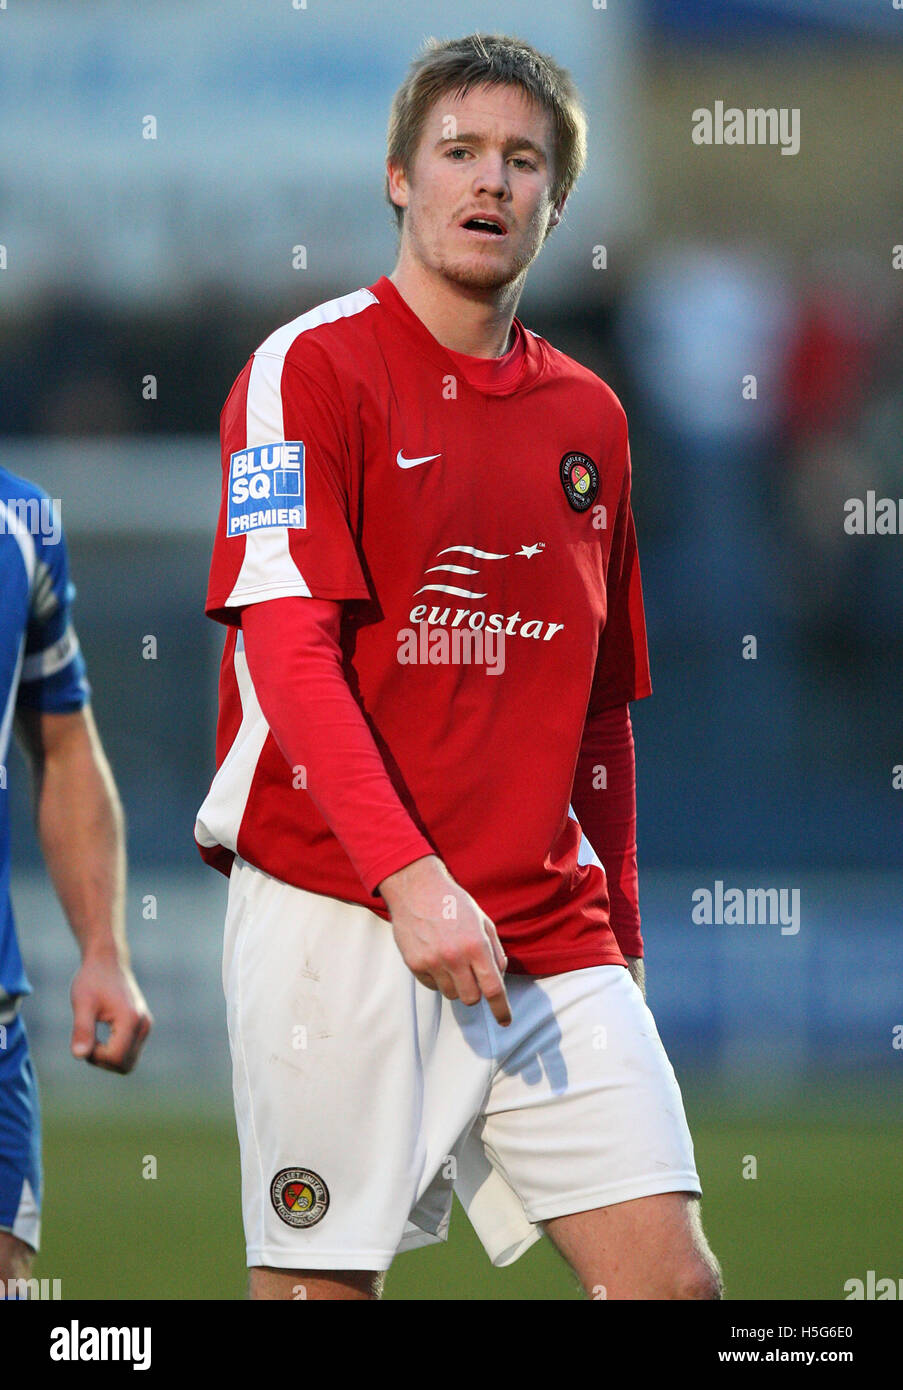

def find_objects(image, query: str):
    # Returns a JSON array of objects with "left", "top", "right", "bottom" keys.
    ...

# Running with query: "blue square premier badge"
[{"left": 226, "top": 442, "right": 306, "bottom": 536}]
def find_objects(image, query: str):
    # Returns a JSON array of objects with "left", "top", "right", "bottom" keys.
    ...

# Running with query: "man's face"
[{"left": 388, "top": 83, "right": 565, "bottom": 294}]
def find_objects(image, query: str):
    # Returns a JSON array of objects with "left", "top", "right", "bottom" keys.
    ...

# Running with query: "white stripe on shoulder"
[
  {"left": 225, "top": 288, "right": 377, "bottom": 611},
  {"left": 255, "top": 285, "right": 378, "bottom": 361}
]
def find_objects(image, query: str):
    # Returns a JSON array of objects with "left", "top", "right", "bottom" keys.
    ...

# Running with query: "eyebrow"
[{"left": 435, "top": 132, "right": 548, "bottom": 162}]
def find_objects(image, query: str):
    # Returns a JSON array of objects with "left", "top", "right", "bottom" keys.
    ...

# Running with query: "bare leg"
[
  {"left": 249, "top": 1266, "right": 384, "bottom": 1301},
  {"left": 0, "top": 1231, "right": 36, "bottom": 1296},
  {"left": 544, "top": 1192, "right": 722, "bottom": 1300}
]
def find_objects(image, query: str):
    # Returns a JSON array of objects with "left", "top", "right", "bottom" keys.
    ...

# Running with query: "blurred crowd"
[{"left": 616, "top": 240, "right": 903, "bottom": 665}]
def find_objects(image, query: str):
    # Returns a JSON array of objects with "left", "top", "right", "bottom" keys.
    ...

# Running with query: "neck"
[{"left": 389, "top": 254, "right": 523, "bottom": 359}]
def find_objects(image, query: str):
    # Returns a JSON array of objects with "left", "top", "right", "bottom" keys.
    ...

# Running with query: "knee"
[{"left": 673, "top": 1253, "right": 723, "bottom": 1301}]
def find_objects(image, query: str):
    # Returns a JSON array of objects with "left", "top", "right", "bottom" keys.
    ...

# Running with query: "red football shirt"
[{"left": 196, "top": 275, "right": 652, "bottom": 974}]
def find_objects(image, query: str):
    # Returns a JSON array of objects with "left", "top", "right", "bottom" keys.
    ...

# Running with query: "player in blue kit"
[{"left": 0, "top": 469, "right": 152, "bottom": 1296}]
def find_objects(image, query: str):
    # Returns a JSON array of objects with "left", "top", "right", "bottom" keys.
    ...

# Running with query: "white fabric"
[
  {"left": 223, "top": 856, "right": 700, "bottom": 1272},
  {"left": 9, "top": 1178, "right": 40, "bottom": 1252},
  {"left": 194, "top": 631, "right": 269, "bottom": 855}
]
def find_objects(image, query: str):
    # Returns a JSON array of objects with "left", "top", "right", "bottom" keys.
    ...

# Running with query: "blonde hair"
[{"left": 385, "top": 32, "right": 587, "bottom": 230}]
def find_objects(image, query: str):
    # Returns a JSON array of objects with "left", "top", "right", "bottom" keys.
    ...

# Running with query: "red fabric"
[
  {"left": 241, "top": 596, "right": 434, "bottom": 896},
  {"left": 196, "top": 274, "right": 652, "bottom": 975},
  {"left": 570, "top": 703, "right": 642, "bottom": 958},
  {"left": 442, "top": 317, "right": 528, "bottom": 393}
]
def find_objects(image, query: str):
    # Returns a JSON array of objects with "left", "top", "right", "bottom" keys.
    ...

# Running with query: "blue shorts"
[{"left": 0, "top": 1010, "right": 42, "bottom": 1251}]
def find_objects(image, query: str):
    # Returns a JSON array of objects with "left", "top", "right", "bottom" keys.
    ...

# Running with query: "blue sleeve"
[{"left": 16, "top": 508, "right": 90, "bottom": 714}]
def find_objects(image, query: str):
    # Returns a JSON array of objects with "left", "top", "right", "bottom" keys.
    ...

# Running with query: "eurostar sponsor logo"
[{"left": 409, "top": 543, "right": 564, "bottom": 642}]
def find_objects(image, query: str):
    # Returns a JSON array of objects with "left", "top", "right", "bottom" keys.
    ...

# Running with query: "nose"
[{"left": 472, "top": 154, "right": 510, "bottom": 200}]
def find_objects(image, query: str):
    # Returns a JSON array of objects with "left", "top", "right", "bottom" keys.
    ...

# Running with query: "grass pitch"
[{"left": 33, "top": 1080, "right": 899, "bottom": 1301}]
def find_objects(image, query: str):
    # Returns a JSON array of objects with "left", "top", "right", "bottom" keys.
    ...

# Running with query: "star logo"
[{"left": 515, "top": 543, "right": 545, "bottom": 559}]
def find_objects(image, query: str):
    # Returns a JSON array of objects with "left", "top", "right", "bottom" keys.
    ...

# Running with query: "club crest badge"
[
  {"left": 560, "top": 451, "right": 599, "bottom": 512},
  {"left": 270, "top": 1168, "right": 330, "bottom": 1228}
]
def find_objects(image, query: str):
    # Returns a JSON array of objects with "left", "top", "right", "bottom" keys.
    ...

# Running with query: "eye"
[
  {"left": 446, "top": 147, "right": 470, "bottom": 160},
  {"left": 510, "top": 156, "right": 537, "bottom": 170}
]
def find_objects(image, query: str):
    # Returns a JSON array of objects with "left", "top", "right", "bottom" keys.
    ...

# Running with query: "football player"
[
  {"left": 197, "top": 32, "right": 721, "bottom": 1301},
  {"left": 0, "top": 470, "right": 152, "bottom": 1296}
]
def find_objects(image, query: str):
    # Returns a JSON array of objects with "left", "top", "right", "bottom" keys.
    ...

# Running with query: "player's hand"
[
  {"left": 379, "top": 856, "right": 511, "bottom": 1026},
  {"left": 70, "top": 955, "right": 153, "bottom": 1073}
]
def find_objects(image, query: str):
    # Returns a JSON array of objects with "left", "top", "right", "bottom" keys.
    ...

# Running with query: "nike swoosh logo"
[{"left": 397, "top": 450, "right": 441, "bottom": 469}]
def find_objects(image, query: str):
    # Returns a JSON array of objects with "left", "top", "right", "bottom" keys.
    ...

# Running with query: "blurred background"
[{"left": 2, "top": 0, "right": 901, "bottom": 1299}]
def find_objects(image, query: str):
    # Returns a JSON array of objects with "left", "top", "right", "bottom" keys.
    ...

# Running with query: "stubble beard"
[
  {"left": 437, "top": 253, "right": 529, "bottom": 293},
  {"left": 407, "top": 208, "right": 542, "bottom": 294}
]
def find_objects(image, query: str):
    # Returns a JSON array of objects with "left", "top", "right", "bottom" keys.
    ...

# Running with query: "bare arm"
[{"left": 14, "top": 704, "right": 152, "bottom": 1072}]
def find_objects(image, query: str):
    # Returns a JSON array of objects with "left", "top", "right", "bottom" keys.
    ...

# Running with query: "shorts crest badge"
[{"left": 270, "top": 1168, "right": 330, "bottom": 1228}]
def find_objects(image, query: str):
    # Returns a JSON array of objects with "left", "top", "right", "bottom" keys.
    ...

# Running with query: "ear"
[
  {"left": 386, "top": 158, "right": 409, "bottom": 212},
  {"left": 548, "top": 191, "right": 568, "bottom": 229}
]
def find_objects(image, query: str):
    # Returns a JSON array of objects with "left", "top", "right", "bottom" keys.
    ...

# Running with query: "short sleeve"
[
  {"left": 17, "top": 513, "right": 90, "bottom": 714},
  {"left": 205, "top": 350, "right": 371, "bottom": 627},
  {"left": 587, "top": 436, "right": 652, "bottom": 715}
]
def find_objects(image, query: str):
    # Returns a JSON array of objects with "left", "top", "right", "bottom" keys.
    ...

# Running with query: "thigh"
[
  {"left": 478, "top": 965, "right": 701, "bottom": 1239},
  {"left": 248, "top": 1267, "right": 383, "bottom": 1301},
  {"left": 544, "top": 1191, "right": 721, "bottom": 1299}
]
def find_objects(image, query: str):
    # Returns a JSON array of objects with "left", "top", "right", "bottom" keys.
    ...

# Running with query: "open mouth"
[{"left": 461, "top": 217, "right": 508, "bottom": 238}]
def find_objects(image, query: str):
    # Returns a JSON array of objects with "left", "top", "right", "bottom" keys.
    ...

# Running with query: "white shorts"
[{"left": 223, "top": 856, "right": 701, "bottom": 1271}]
